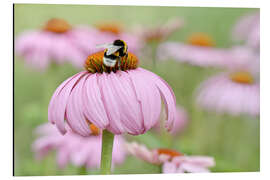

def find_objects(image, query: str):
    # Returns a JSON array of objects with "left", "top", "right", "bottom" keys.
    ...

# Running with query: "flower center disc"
[
  {"left": 157, "top": 148, "right": 183, "bottom": 158},
  {"left": 230, "top": 71, "right": 254, "bottom": 84},
  {"left": 85, "top": 51, "right": 139, "bottom": 73},
  {"left": 44, "top": 18, "right": 72, "bottom": 33},
  {"left": 96, "top": 23, "right": 123, "bottom": 35},
  {"left": 187, "top": 33, "right": 214, "bottom": 47}
]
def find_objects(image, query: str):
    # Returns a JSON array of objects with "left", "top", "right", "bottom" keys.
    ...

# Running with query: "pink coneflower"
[
  {"left": 73, "top": 22, "right": 143, "bottom": 57},
  {"left": 15, "top": 18, "right": 94, "bottom": 70},
  {"left": 32, "top": 123, "right": 126, "bottom": 169},
  {"left": 162, "top": 156, "right": 215, "bottom": 173},
  {"left": 125, "top": 142, "right": 215, "bottom": 173},
  {"left": 196, "top": 71, "right": 259, "bottom": 116},
  {"left": 232, "top": 12, "right": 260, "bottom": 50},
  {"left": 48, "top": 40, "right": 177, "bottom": 174},
  {"left": 48, "top": 50, "right": 176, "bottom": 136},
  {"left": 136, "top": 18, "right": 184, "bottom": 44},
  {"left": 223, "top": 46, "right": 260, "bottom": 74},
  {"left": 157, "top": 36, "right": 259, "bottom": 70},
  {"left": 154, "top": 106, "right": 188, "bottom": 135},
  {"left": 157, "top": 32, "right": 224, "bottom": 67}
]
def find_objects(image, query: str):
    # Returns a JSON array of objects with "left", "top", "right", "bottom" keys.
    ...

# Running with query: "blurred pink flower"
[
  {"left": 32, "top": 123, "right": 126, "bottom": 169},
  {"left": 162, "top": 156, "right": 215, "bottom": 173},
  {"left": 48, "top": 63, "right": 176, "bottom": 136},
  {"left": 15, "top": 19, "right": 143, "bottom": 70},
  {"left": 222, "top": 46, "right": 260, "bottom": 75},
  {"left": 157, "top": 41, "right": 259, "bottom": 72},
  {"left": 157, "top": 41, "right": 223, "bottom": 67},
  {"left": 232, "top": 12, "right": 260, "bottom": 50},
  {"left": 196, "top": 71, "right": 259, "bottom": 116},
  {"left": 154, "top": 106, "right": 188, "bottom": 135},
  {"left": 135, "top": 18, "right": 184, "bottom": 43},
  {"left": 125, "top": 142, "right": 215, "bottom": 173},
  {"left": 15, "top": 18, "right": 91, "bottom": 70}
]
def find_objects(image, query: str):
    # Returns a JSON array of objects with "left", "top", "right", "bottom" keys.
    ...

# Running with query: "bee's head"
[{"left": 113, "top": 39, "right": 128, "bottom": 57}]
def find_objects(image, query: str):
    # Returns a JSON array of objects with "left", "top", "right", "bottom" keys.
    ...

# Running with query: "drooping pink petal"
[
  {"left": 65, "top": 74, "right": 92, "bottom": 136},
  {"left": 173, "top": 156, "right": 216, "bottom": 167},
  {"left": 56, "top": 147, "right": 70, "bottom": 169},
  {"left": 170, "top": 106, "right": 188, "bottom": 135},
  {"left": 71, "top": 141, "right": 96, "bottom": 166},
  {"left": 125, "top": 142, "right": 162, "bottom": 165},
  {"left": 125, "top": 142, "right": 215, "bottom": 173},
  {"left": 32, "top": 136, "right": 61, "bottom": 160},
  {"left": 127, "top": 69, "right": 162, "bottom": 132},
  {"left": 48, "top": 71, "right": 88, "bottom": 134},
  {"left": 139, "top": 68, "right": 176, "bottom": 131},
  {"left": 106, "top": 71, "right": 145, "bottom": 135},
  {"left": 98, "top": 73, "right": 125, "bottom": 134},
  {"left": 48, "top": 72, "right": 83, "bottom": 124},
  {"left": 180, "top": 163, "right": 210, "bottom": 173},
  {"left": 15, "top": 31, "right": 44, "bottom": 55},
  {"left": 112, "top": 135, "right": 127, "bottom": 164},
  {"left": 23, "top": 46, "right": 51, "bottom": 70},
  {"left": 83, "top": 73, "right": 109, "bottom": 129},
  {"left": 162, "top": 162, "right": 178, "bottom": 173},
  {"left": 33, "top": 123, "right": 127, "bottom": 169}
]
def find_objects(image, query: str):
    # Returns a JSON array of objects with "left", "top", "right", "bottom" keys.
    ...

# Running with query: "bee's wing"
[
  {"left": 106, "top": 46, "right": 122, "bottom": 55},
  {"left": 96, "top": 43, "right": 113, "bottom": 49},
  {"left": 96, "top": 43, "right": 122, "bottom": 55}
]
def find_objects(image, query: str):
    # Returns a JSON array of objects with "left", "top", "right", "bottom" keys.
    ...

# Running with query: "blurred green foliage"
[{"left": 14, "top": 4, "right": 259, "bottom": 176}]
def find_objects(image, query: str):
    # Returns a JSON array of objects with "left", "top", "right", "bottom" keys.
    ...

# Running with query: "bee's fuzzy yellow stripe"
[{"left": 85, "top": 51, "right": 139, "bottom": 73}]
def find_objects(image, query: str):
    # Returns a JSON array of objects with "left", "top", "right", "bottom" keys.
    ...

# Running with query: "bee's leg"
[
  {"left": 118, "top": 58, "right": 121, "bottom": 71},
  {"left": 109, "top": 66, "right": 113, "bottom": 73},
  {"left": 112, "top": 66, "right": 116, "bottom": 73}
]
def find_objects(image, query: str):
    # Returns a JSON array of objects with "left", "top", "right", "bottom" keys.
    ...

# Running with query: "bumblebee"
[
  {"left": 100, "top": 39, "right": 128, "bottom": 68},
  {"left": 85, "top": 39, "right": 138, "bottom": 73}
]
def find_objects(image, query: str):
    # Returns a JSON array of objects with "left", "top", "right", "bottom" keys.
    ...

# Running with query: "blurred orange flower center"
[
  {"left": 187, "top": 33, "right": 214, "bottom": 47},
  {"left": 96, "top": 23, "right": 122, "bottom": 35},
  {"left": 157, "top": 148, "right": 183, "bottom": 158},
  {"left": 230, "top": 71, "right": 254, "bottom": 84},
  {"left": 145, "top": 31, "right": 164, "bottom": 43},
  {"left": 89, "top": 123, "right": 100, "bottom": 136},
  {"left": 44, "top": 18, "right": 72, "bottom": 33}
]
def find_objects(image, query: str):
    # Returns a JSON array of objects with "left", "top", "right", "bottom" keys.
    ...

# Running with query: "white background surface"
[{"left": 0, "top": 0, "right": 268, "bottom": 179}]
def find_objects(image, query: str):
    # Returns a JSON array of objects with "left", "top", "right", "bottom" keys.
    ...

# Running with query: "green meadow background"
[{"left": 14, "top": 4, "right": 259, "bottom": 176}]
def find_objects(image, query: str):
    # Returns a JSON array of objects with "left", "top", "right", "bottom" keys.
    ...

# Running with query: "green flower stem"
[
  {"left": 78, "top": 166, "right": 88, "bottom": 175},
  {"left": 100, "top": 130, "right": 115, "bottom": 175},
  {"left": 159, "top": 164, "right": 163, "bottom": 173},
  {"left": 151, "top": 42, "right": 159, "bottom": 68},
  {"left": 43, "top": 63, "right": 59, "bottom": 104}
]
